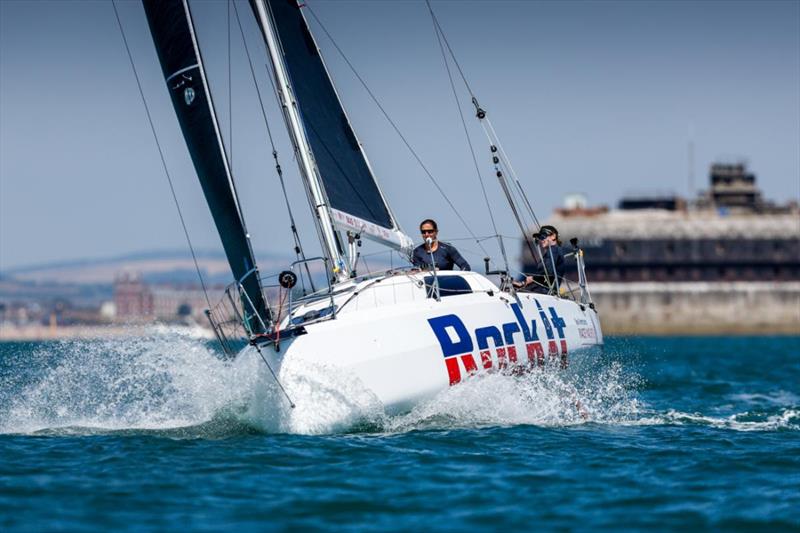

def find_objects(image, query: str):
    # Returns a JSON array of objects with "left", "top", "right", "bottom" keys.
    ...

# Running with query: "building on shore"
[
  {"left": 113, "top": 274, "right": 154, "bottom": 320},
  {"left": 113, "top": 273, "right": 223, "bottom": 324},
  {"left": 525, "top": 162, "right": 800, "bottom": 334}
]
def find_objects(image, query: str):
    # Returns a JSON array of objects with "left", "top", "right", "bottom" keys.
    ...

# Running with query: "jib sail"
[{"left": 143, "top": 0, "right": 270, "bottom": 333}]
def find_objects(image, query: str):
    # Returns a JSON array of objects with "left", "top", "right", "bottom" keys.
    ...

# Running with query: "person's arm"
[
  {"left": 448, "top": 244, "right": 471, "bottom": 271},
  {"left": 513, "top": 274, "right": 534, "bottom": 288}
]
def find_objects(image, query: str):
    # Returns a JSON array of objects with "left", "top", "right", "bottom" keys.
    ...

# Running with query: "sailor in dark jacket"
[
  {"left": 411, "top": 219, "right": 471, "bottom": 271},
  {"left": 514, "top": 225, "right": 564, "bottom": 292}
]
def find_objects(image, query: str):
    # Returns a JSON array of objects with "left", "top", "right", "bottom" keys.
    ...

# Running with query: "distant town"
[
  {"left": 0, "top": 251, "right": 327, "bottom": 341},
  {"left": 0, "top": 249, "right": 267, "bottom": 340},
  {"left": 0, "top": 271, "right": 225, "bottom": 341}
]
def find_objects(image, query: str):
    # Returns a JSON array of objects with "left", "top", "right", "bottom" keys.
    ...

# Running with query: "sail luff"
[
  {"left": 142, "top": 0, "right": 271, "bottom": 333},
  {"left": 303, "top": 17, "right": 414, "bottom": 254},
  {"left": 250, "top": 0, "right": 349, "bottom": 280},
  {"left": 179, "top": 2, "right": 246, "bottom": 227},
  {"left": 294, "top": 8, "right": 408, "bottom": 238},
  {"left": 254, "top": 0, "right": 413, "bottom": 255}
]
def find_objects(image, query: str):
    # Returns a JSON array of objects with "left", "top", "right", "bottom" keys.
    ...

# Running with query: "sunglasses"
[{"left": 421, "top": 229, "right": 437, "bottom": 234}]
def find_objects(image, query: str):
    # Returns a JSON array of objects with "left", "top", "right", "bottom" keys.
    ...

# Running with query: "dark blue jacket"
[
  {"left": 411, "top": 241, "right": 470, "bottom": 271},
  {"left": 534, "top": 244, "right": 565, "bottom": 279},
  {"left": 517, "top": 244, "right": 565, "bottom": 293}
]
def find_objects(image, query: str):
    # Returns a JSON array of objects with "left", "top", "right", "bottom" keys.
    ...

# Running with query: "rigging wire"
[
  {"left": 303, "top": 3, "right": 490, "bottom": 258},
  {"left": 231, "top": 0, "right": 315, "bottom": 292},
  {"left": 426, "top": 0, "right": 509, "bottom": 272},
  {"left": 484, "top": 119, "right": 541, "bottom": 230},
  {"left": 426, "top": 2, "right": 543, "bottom": 233},
  {"left": 253, "top": 342, "right": 295, "bottom": 408},
  {"left": 425, "top": 4, "right": 475, "bottom": 102},
  {"left": 111, "top": 0, "right": 212, "bottom": 310}
]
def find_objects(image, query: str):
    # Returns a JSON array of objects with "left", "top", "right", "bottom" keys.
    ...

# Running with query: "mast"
[
  {"left": 250, "top": 0, "right": 414, "bottom": 281},
  {"left": 250, "top": 0, "right": 348, "bottom": 281},
  {"left": 143, "top": 0, "right": 271, "bottom": 333}
]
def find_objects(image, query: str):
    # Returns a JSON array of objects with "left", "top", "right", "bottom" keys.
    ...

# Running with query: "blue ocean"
[{"left": 1, "top": 334, "right": 798, "bottom": 531}]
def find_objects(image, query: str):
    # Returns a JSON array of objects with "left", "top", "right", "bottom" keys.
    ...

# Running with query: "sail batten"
[{"left": 143, "top": 0, "right": 270, "bottom": 333}]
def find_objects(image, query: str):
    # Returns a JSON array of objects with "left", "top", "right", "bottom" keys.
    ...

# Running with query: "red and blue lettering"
[
  {"left": 427, "top": 314, "right": 477, "bottom": 385},
  {"left": 510, "top": 302, "right": 545, "bottom": 367},
  {"left": 428, "top": 301, "right": 569, "bottom": 385},
  {"left": 475, "top": 326, "right": 503, "bottom": 370}
]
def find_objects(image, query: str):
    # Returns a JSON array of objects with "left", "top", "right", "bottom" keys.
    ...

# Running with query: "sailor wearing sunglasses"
[{"left": 410, "top": 219, "right": 471, "bottom": 271}]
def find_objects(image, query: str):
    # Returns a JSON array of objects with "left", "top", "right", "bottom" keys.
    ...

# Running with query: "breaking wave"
[
  {"left": 0, "top": 331, "right": 796, "bottom": 436},
  {"left": 0, "top": 329, "right": 252, "bottom": 436}
]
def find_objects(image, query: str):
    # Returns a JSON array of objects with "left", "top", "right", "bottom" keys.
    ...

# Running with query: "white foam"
[
  {"left": 229, "top": 348, "right": 385, "bottom": 435},
  {"left": 628, "top": 408, "right": 800, "bottom": 432},
  {"left": 0, "top": 328, "right": 244, "bottom": 434},
  {"left": 235, "top": 350, "right": 644, "bottom": 434},
  {"left": 387, "top": 361, "right": 643, "bottom": 432},
  {"left": 2, "top": 331, "right": 794, "bottom": 436}
]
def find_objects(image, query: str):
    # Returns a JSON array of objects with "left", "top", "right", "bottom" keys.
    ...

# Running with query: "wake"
[{"left": 0, "top": 331, "right": 796, "bottom": 436}]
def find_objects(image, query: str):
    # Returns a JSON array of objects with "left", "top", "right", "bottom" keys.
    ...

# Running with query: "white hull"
[{"left": 250, "top": 271, "right": 603, "bottom": 415}]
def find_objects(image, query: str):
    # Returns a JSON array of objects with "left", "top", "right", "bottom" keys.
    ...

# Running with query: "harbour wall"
[{"left": 591, "top": 282, "right": 800, "bottom": 335}]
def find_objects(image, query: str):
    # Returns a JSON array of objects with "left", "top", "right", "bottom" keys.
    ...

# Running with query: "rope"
[
  {"left": 303, "top": 4, "right": 489, "bottom": 258},
  {"left": 360, "top": 254, "right": 371, "bottom": 276},
  {"left": 111, "top": 0, "right": 212, "bottom": 310},
  {"left": 448, "top": 234, "right": 526, "bottom": 243},
  {"left": 272, "top": 287, "right": 288, "bottom": 348}
]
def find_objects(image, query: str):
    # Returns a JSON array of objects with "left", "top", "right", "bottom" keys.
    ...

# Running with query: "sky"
[{"left": 1, "top": 0, "right": 798, "bottom": 273}]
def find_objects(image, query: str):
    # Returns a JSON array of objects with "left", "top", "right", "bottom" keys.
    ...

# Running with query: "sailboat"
[{"left": 140, "top": 0, "right": 603, "bottom": 415}]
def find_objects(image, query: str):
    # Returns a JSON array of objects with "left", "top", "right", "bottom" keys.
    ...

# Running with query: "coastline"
[{"left": 0, "top": 323, "right": 215, "bottom": 342}]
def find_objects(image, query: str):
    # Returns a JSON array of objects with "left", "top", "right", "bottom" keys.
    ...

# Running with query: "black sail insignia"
[
  {"left": 257, "top": 0, "right": 395, "bottom": 230},
  {"left": 142, "top": 0, "right": 270, "bottom": 333}
]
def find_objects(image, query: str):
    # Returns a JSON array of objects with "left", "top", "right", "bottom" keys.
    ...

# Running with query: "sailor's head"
[
  {"left": 536, "top": 225, "right": 559, "bottom": 247},
  {"left": 420, "top": 219, "right": 438, "bottom": 243}
]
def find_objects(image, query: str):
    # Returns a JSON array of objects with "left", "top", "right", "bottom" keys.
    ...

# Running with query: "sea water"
[{"left": 0, "top": 332, "right": 797, "bottom": 531}]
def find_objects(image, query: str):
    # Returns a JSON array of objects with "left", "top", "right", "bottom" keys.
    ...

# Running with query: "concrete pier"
[{"left": 591, "top": 281, "right": 800, "bottom": 335}]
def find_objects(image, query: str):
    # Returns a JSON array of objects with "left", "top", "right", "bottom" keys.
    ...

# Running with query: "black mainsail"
[
  {"left": 143, "top": 0, "right": 270, "bottom": 333},
  {"left": 251, "top": 0, "right": 411, "bottom": 256},
  {"left": 262, "top": 0, "right": 392, "bottom": 228}
]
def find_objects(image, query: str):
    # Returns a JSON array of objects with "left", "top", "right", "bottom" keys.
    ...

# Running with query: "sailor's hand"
[{"left": 513, "top": 276, "right": 533, "bottom": 288}]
